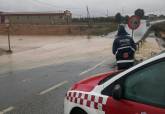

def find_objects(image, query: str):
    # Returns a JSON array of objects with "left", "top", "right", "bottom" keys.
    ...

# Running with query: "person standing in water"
[{"left": 112, "top": 24, "right": 137, "bottom": 70}]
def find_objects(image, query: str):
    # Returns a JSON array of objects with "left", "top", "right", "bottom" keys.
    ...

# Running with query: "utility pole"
[
  {"left": 86, "top": 6, "right": 91, "bottom": 27},
  {"left": 6, "top": 19, "right": 12, "bottom": 53},
  {"left": 86, "top": 6, "right": 92, "bottom": 39},
  {"left": 106, "top": 9, "right": 109, "bottom": 17}
]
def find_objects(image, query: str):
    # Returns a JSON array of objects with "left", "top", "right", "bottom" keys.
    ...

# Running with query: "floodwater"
[
  {"left": 0, "top": 35, "right": 115, "bottom": 75},
  {"left": 0, "top": 20, "right": 152, "bottom": 74}
]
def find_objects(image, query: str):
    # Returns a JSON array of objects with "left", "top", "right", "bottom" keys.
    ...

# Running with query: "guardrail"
[
  {"left": 135, "top": 29, "right": 150, "bottom": 50},
  {"left": 135, "top": 20, "right": 165, "bottom": 50}
]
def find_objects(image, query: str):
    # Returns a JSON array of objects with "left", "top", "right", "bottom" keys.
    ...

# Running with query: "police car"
[{"left": 64, "top": 52, "right": 165, "bottom": 114}]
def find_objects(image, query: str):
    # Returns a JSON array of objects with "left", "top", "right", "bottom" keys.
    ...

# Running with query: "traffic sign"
[{"left": 128, "top": 15, "right": 141, "bottom": 30}]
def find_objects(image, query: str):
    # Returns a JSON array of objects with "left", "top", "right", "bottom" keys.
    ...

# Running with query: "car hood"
[{"left": 70, "top": 70, "right": 120, "bottom": 92}]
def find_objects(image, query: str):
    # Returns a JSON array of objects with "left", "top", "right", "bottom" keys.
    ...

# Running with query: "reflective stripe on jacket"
[{"left": 112, "top": 35, "right": 136, "bottom": 64}]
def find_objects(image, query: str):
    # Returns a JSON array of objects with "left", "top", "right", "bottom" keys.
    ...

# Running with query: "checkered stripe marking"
[{"left": 66, "top": 91, "right": 107, "bottom": 111}]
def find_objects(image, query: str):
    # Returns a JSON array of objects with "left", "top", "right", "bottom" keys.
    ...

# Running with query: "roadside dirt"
[
  {"left": 160, "top": 32, "right": 165, "bottom": 38},
  {"left": 0, "top": 24, "right": 117, "bottom": 35}
]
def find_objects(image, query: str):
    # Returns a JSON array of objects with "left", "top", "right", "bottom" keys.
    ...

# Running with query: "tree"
[
  {"left": 159, "top": 15, "right": 165, "bottom": 19},
  {"left": 134, "top": 9, "right": 145, "bottom": 19},
  {"left": 115, "top": 13, "right": 122, "bottom": 24}
]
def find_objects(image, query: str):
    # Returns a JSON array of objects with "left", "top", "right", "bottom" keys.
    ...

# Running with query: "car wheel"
[{"left": 70, "top": 107, "right": 87, "bottom": 114}]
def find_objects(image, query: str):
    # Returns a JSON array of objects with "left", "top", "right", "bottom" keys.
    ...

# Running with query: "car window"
[
  {"left": 124, "top": 60, "right": 165, "bottom": 108},
  {"left": 98, "top": 71, "right": 122, "bottom": 85}
]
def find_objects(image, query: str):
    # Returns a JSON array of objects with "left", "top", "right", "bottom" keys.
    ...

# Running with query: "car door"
[{"left": 103, "top": 59, "right": 165, "bottom": 114}]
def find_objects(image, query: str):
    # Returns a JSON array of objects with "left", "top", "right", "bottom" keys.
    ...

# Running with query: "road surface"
[
  {"left": 0, "top": 35, "right": 117, "bottom": 114},
  {"left": 0, "top": 21, "right": 155, "bottom": 114}
]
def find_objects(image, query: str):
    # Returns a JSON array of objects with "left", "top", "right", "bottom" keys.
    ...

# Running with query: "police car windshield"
[{"left": 98, "top": 71, "right": 122, "bottom": 85}]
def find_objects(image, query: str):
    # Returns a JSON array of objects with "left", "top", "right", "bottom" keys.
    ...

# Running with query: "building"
[{"left": 0, "top": 10, "right": 72, "bottom": 25}]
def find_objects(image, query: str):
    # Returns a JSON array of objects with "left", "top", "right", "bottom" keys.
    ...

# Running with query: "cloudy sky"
[{"left": 0, "top": 0, "right": 165, "bottom": 17}]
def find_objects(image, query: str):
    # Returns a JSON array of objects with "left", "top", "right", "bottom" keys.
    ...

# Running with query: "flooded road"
[
  {"left": 0, "top": 20, "right": 150, "bottom": 75},
  {"left": 0, "top": 35, "right": 115, "bottom": 75},
  {"left": 0, "top": 21, "right": 159, "bottom": 114},
  {"left": 0, "top": 34, "right": 116, "bottom": 114}
]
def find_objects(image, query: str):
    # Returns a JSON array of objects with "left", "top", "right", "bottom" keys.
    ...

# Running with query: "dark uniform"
[{"left": 113, "top": 25, "right": 136, "bottom": 70}]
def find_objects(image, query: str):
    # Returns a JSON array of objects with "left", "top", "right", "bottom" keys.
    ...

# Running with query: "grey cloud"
[{"left": 0, "top": 0, "right": 164, "bottom": 17}]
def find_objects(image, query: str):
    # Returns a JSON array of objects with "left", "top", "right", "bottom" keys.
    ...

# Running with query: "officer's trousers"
[{"left": 117, "top": 62, "right": 134, "bottom": 70}]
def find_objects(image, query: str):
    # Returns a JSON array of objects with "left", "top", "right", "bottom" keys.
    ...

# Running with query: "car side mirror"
[{"left": 112, "top": 84, "right": 122, "bottom": 100}]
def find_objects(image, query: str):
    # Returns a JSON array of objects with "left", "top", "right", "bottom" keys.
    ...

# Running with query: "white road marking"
[
  {"left": 79, "top": 59, "right": 107, "bottom": 76},
  {"left": 39, "top": 81, "right": 68, "bottom": 95},
  {"left": 22, "top": 79, "right": 32, "bottom": 83},
  {"left": 22, "top": 79, "right": 28, "bottom": 82},
  {"left": 0, "top": 106, "right": 14, "bottom": 114}
]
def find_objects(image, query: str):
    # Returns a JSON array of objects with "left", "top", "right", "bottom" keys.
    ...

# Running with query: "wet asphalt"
[
  {"left": 0, "top": 55, "right": 114, "bottom": 114},
  {"left": 0, "top": 20, "right": 152, "bottom": 114}
]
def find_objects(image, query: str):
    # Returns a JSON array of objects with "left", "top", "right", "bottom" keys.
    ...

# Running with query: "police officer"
[{"left": 112, "top": 24, "right": 136, "bottom": 70}]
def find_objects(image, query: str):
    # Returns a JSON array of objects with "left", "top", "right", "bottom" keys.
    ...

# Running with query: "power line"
[
  {"left": 33, "top": 0, "right": 82, "bottom": 10},
  {"left": 32, "top": 0, "right": 59, "bottom": 8}
]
